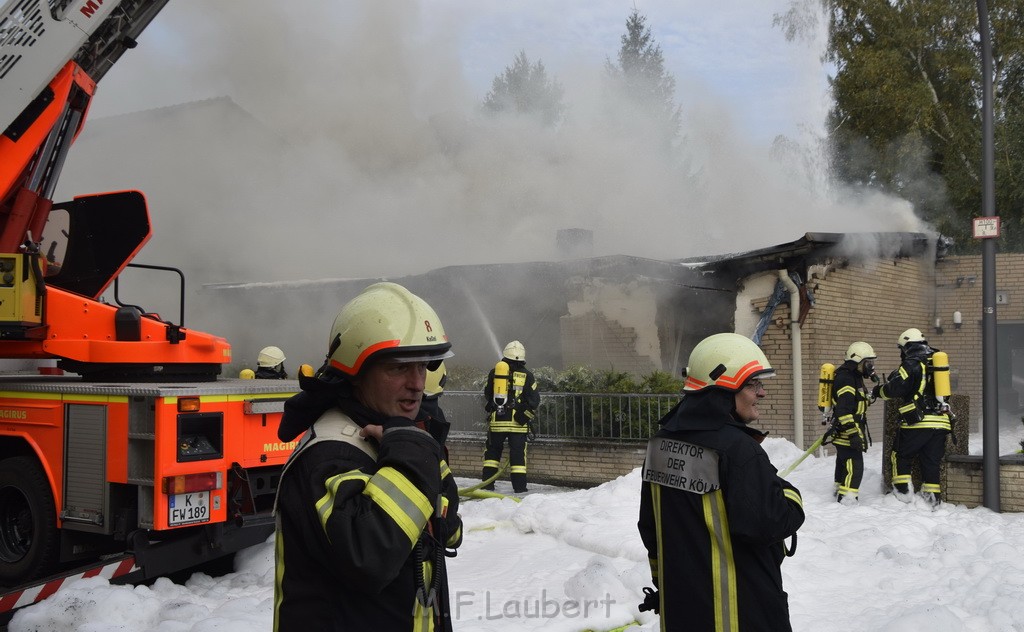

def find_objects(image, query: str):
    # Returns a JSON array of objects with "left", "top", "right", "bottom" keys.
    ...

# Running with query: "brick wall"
[
  {"left": 754, "top": 258, "right": 933, "bottom": 447},
  {"left": 560, "top": 312, "right": 658, "bottom": 375},
  {"left": 751, "top": 252, "right": 1024, "bottom": 447},
  {"left": 447, "top": 435, "right": 646, "bottom": 488},
  {"left": 946, "top": 455, "right": 1024, "bottom": 511}
]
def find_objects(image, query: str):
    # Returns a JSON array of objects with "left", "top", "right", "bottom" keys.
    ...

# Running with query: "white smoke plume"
[{"left": 50, "top": 0, "right": 937, "bottom": 368}]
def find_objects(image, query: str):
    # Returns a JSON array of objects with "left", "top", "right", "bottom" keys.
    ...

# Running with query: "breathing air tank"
[
  {"left": 818, "top": 363, "right": 836, "bottom": 411},
  {"left": 931, "top": 351, "right": 951, "bottom": 398},
  {"left": 493, "top": 360, "right": 511, "bottom": 410}
]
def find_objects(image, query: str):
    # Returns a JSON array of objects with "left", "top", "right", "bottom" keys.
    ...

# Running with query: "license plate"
[{"left": 168, "top": 491, "right": 210, "bottom": 526}]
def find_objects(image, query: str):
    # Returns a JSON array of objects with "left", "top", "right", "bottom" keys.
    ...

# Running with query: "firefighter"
[
  {"left": 481, "top": 340, "right": 540, "bottom": 493},
  {"left": 873, "top": 327, "right": 951, "bottom": 507},
  {"left": 831, "top": 341, "right": 878, "bottom": 504},
  {"left": 255, "top": 345, "right": 288, "bottom": 379},
  {"left": 420, "top": 361, "right": 452, "bottom": 461},
  {"left": 637, "top": 333, "right": 804, "bottom": 632},
  {"left": 272, "top": 282, "right": 463, "bottom": 632}
]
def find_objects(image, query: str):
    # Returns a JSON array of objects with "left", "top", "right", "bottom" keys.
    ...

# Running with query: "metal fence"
[{"left": 441, "top": 391, "right": 680, "bottom": 441}]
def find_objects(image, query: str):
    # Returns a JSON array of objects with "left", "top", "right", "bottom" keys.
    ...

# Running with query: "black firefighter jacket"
[
  {"left": 638, "top": 390, "right": 805, "bottom": 632},
  {"left": 483, "top": 359, "right": 540, "bottom": 433},
  {"left": 831, "top": 360, "right": 871, "bottom": 449},
  {"left": 273, "top": 376, "right": 463, "bottom": 632}
]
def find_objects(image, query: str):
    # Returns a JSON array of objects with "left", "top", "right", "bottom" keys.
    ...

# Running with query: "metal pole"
[{"left": 977, "top": 0, "right": 1000, "bottom": 511}]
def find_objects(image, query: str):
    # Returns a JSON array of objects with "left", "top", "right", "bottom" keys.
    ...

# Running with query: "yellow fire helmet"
[
  {"left": 326, "top": 282, "right": 453, "bottom": 377},
  {"left": 503, "top": 340, "right": 526, "bottom": 362},
  {"left": 424, "top": 361, "right": 448, "bottom": 398},
  {"left": 257, "top": 345, "right": 286, "bottom": 368},
  {"left": 682, "top": 332, "right": 775, "bottom": 393}
]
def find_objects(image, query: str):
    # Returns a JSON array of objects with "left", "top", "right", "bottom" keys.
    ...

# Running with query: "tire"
[{"left": 0, "top": 456, "right": 59, "bottom": 585}]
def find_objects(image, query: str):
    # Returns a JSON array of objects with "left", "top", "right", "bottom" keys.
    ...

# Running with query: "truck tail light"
[
  {"left": 177, "top": 397, "right": 201, "bottom": 412},
  {"left": 163, "top": 472, "right": 222, "bottom": 494}
]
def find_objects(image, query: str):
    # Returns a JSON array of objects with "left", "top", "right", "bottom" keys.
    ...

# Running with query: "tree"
[
  {"left": 793, "top": 0, "right": 1024, "bottom": 251},
  {"left": 604, "top": 9, "right": 682, "bottom": 145},
  {"left": 483, "top": 50, "right": 565, "bottom": 127}
]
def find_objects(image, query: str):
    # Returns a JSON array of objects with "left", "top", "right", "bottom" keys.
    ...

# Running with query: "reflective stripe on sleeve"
[
  {"left": 316, "top": 471, "right": 372, "bottom": 533},
  {"left": 783, "top": 487, "right": 803, "bottom": 508},
  {"left": 364, "top": 466, "right": 433, "bottom": 545}
]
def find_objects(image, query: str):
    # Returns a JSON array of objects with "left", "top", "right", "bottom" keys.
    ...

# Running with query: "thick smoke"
[{"left": 53, "top": 0, "right": 938, "bottom": 369}]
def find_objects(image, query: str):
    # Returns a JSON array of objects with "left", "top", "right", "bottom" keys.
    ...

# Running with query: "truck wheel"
[{"left": 0, "top": 456, "right": 59, "bottom": 585}]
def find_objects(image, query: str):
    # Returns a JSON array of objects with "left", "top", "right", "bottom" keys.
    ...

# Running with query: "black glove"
[
  {"left": 516, "top": 407, "right": 536, "bottom": 425},
  {"left": 638, "top": 586, "right": 659, "bottom": 614},
  {"left": 848, "top": 432, "right": 863, "bottom": 451},
  {"left": 871, "top": 384, "right": 882, "bottom": 400},
  {"left": 485, "top": 401, "right": 496, "bottom": 413}
]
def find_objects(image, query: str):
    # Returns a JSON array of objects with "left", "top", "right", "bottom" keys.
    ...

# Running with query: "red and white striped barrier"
[{"left": 0, "top": 556, "right": 138, "bottom": 614}]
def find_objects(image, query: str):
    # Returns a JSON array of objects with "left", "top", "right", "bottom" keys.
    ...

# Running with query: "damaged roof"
[{"left": 679, "top": 232, "right": 935, "bottom": 278}]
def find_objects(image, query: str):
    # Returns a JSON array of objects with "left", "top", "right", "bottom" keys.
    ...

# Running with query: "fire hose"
[{"left": 458, "top": 458, "right": 510, "bottom": 495}]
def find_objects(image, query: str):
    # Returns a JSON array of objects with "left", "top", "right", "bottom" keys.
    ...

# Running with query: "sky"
[
  {"left": 10, "top": 424, "right": 1024, "bottom": 632},
  {"left": 58, "top": 0, "right": 933, "bottom": 288}
]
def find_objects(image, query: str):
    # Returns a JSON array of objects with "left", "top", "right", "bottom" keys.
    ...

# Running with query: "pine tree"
[
  {"left": 604, "top": 9, "right": 682, "bottom": 144},
  {"left": 483, "top": 50, "right": 565, "bottom": 127}
]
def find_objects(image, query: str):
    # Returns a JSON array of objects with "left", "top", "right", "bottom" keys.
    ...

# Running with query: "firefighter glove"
[{"left": 871, "top": 384, "right": 882, "bottom": 400}]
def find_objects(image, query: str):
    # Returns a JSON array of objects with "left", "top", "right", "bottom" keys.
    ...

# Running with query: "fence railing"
[{"left": 441, "top": 390, "right": 680, "bottom": 441}]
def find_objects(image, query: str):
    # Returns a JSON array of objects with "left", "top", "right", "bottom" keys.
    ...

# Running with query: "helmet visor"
[{"left": 377, "top": 346, "right": 454, "bottom": 368}]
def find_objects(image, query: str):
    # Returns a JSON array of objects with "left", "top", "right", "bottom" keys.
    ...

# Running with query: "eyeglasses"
[{"left": 744, "top": 379, "right": 765, "bottom": 393}]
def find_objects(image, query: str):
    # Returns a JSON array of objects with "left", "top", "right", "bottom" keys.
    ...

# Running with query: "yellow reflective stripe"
[
  {"left": 783, "top": 488, "right": 803, "bottom": 509},
  {"left": 510, "top": 465, "right": 527, "bottom": 474},
  {"left": 364, "top": 467, "right": 432, "bottom": 545},
  {"left": 482, "top": 459, "right": 500, "bottom": 468},
  {"left": 440, "top": 461, "right": 452, "bottom": 479},
  {"left": 412, "top": 560, "right": 435, "bottom": 632},
  {"left": 703, "top": 490, "right": 738, "bottom": 632},
  {"left": 892, "top": 474, "right": 912, "bottom": 485},
  {"left": 904, "top": 421, "right": 951, "bottom": 430},
  {"left": 898, "top": 402, "right": 917, "bottom": 414},
  {"left": 899, "top": 366, "right": 909, "bottom": 379},
  {"left": 651, "top": 485, "right": 666, "bottom": 622},
  {"left": 447, "top": 523, "right": 462, "bottom": 547},
  {"left": 490, "top": 421, "right": 528, "bottom": 432},
  {"left": 316, "top": 471, "right": 371, "bottom": 533},
  {"left": 273, "top": 524, "right": 285, "bottom": 632},
  {"left": 836, "top": 385, "right": 856, "bottom": 397},
  {"left": 889, "top": 451, "right": 903, "bottom": 482},
  {"left": 837, "top": 413, "right": 855, "bottom": 424},
  {"left": 842, "top": 458, "right": 854, "bottom": 488},
  {"left": 921, "top": 483, "right": 941, "bottom": 493}
]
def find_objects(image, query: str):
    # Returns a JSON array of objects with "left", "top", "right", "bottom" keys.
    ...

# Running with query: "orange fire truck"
[{"left": 0, "top": 0, "right": 298, "bottom": 609}]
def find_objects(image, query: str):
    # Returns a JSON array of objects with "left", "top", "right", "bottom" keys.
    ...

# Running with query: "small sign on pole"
[{"left": 973, "top": 216, "right": 1001, "bottom": 239}]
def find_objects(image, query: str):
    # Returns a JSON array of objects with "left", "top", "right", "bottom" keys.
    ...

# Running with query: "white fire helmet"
[
  {"left": 897, "top": 328, "right": 927, "bottom": 348},
  {"left": 682, "top": 333, "right": 775, "bottom": 393},
  {"left": 326, "top": 282, "right": 453, "bottom": 377},
  {"left": 846, "top": 341, "right": 877, "bottom": 363},
  {"left": 503, "top": 340, "right": 526, "bottom": 362},
  {"left": 257, "top": 346, "right": 286, "bottom": 368}
]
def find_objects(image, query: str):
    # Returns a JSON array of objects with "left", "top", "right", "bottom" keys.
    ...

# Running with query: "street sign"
[{"left": 973, "top": 216, "right": 1001, "bottom": 238}]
